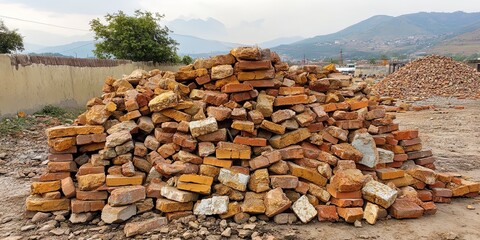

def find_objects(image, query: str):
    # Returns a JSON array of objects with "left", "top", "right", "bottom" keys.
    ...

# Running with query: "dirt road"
[{"left": 0, "top": 97, "right": 479, "bottom": 240}]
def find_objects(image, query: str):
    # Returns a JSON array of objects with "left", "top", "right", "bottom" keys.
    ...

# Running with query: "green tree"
[
  {"left": 0, "top": 20, "right": 24, "bottom": 53},
  {"left": 90, "top": 10, "right": 178, "bottom": 63},
  {"left": 181, "top": 55, "right": 193, "bottom": 65}
]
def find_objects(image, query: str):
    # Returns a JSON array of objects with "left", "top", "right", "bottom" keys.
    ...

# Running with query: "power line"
[{"left": 0, "top": 14, "right": 90, "bottom": 32}]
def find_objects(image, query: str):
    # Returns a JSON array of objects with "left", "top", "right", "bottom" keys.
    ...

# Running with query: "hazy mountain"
[
  {"left": 259, "top": 36, "right": 305, "bottom": 48},
  {"left": 167, "top": 18, "right": 228, "bottom": 40},
  {"left": 31, "top": 41, "right": 96, "bottom": 58},
  {"left": 273, "top": 11, "right": 480, "bottom": 60}
]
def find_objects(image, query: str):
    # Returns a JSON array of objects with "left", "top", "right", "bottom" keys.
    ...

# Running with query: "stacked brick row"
[{"left": 26, "top": 47, "right": 480, "bottom": 231}]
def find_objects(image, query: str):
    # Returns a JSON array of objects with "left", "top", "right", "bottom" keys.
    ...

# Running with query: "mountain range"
[
  {"left": 24, "top": 11, "right": 480, "bottom": 60},
  {"left": 273, "top": 11, "right": 480, "bottom": 60}
]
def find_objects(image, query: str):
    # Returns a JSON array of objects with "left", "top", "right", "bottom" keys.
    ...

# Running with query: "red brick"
[
  {"left": 47, "top": 154, "right": 73, "bottom": 162},
  {"left": 233, "top": 136, "right": 267, "bottom": 147},
  {"left": 76, "top": 190, "right": 108, "bottom": 200},
  {"left": 235, "top": 60, "right": 272, "bottom": 70},
  {"left": 270, "top": 175, "right": 299, "bottom": 189},
  {"left": 407, "top": 150, "right": 433, "bottom": 160},
  {"left": 432, "top": 188, "right": 453, "bottom": 198},
  {"left": 393, "top": 154, "right": 408, "bottom": 162},
  {"left": 221, "top": 83, "right": 253, "bottom": 93},
  {"left": 38, "top": 172, "right": 71, "bottom": 182},
  {"left": 331, "top": 143, "right": 363, "bottom": 161},
  {"left": 433, "top": 196, "right": 452, "bottom": 203},
  {"left": 326, "top": 184, "right": 362, "bottom": 199},
  {"left": 349, "top": 101, "right": 369, "bottom": 110},
  {"left": 71, "top": 199, "right": 105, "bottom": 213},
  {"left": 392, "top": 129, "right": 419, "bottom": 140},
  {"left": 279, "top": 145, "right": 304, "bottom": 160},
  {"left": 330, "top": 198, "right": 364, "bottom": 207},
  {"left": 229, "top": 90, "right": 258, "bottom": 102},
  {"left": 246, "top": 80, "right": 275, "bottom": 88},
  {"left": 415, "top": 156, "right": 435, "bottom": 165},
  {"left": 398, "top": 138, "right": 422, "bottom": 146},
  {"left": 417, "top": 190, "right": 433, "bottom": 201},
  {"left": 420, "top": 201, "right": 437, "bottom": 215},
  {"left": 295, "top": 181, "right": 310, "bottom": 194},
  {"left": 389, "top": 199, "right": 424, "bottom": 219},
  {"left": 76, "top": 133, "right": 107, "bottom": 145},
  {"left": 278, "top": 87, "right": 305, "bottom": 95},
  {"left": 316, "top": 205, "right": 339, "bottom": 222},
  {"left": 48, "top": 161, "right": 77, "bottom": 172},
  {"left": 335, "top": 120, "right": 363, "bottom": 129},
  {"left": 195, "top": 74, "right": 211, "bottom": 85},
  {"left": 61, "top": 177, "right": 76, "bottom": 198},
  {"left": 337, "top": 207, "right": 363, "bottom": 223}
]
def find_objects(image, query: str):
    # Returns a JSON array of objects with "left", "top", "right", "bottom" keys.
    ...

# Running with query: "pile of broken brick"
[{"left": 26, "top": 47, "right": 480, "bottom": 237}]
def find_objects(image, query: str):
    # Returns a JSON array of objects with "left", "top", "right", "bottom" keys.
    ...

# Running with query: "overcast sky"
[{"left": 1, "top": 0, "right": 480, "bottom": 46}]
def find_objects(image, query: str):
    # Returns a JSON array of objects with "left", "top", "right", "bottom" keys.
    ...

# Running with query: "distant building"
[{"left": 466, "top": 59, "right": 480, "bottom": 72}]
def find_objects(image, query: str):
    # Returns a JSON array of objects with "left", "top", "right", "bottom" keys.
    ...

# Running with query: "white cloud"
[{"left": 1, "top": 0, "right": 480, "bottom": 45}]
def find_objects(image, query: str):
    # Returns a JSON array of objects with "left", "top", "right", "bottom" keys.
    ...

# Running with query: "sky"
[{"left": 1, "top": 0, "right": 480, "bottom": 46}]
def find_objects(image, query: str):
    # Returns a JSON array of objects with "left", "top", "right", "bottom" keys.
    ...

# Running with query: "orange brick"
[
  {"left": 231, "top": 120, "right": 255, "bottom": 133},
  {"left": 274, "top": 94, "right": 309, "bottom": 106},
  {"left": 330, "top": 198, "right": 364, "bottom": 207},
  {"left": 166, "top": 211, "right": 193, "bottom": 221},
  {"left": 376, "top": 168, "right": 405, "bottom": 180},
  {"left": 337, "top": 207, "right": 363, "bottom": 223},
  {"left": 106, "top": 174, "right": 144, "bottom": 186},
  {"left": 322, "top": 103, "right": 337, "bottom": 112},
  {"left": 48, "top": 161, "right": 77, "bottom": 172},
  {"left": 203, "top": 157, "right": 232, "bottom": 168},
  {"left": 260, "top": 120, "right": 286, "bottom": 134},
  {"left": 176, "top": 182, "right": 211, "bottom": 194},
  {"left": 326, "top": 184, "right": 362, "bottom": 199},
  {"left": 178, "top": 174, "right": 214, "bottom": 185},
  {"left": 221, "top": 83, "right": 253, "bottom": 93},
  {"left": 215, "top": 142, "right": 251, "bottom": 160},
  {"left": 71, "top": 199, "right": 105, "bottom": 213},
  {"left": 278, "top": 87, "right": 305, "bottom": 95},
  {"left": 349, "top": 101, "right": 369, "bottom": 110},
  {"left": 392, "top": 129, "right": 419, "bottom": 140},
  {"left": 38, "top": 172, "right": 71, "bottom": 182},
  {"left": 316, "top": 205, "right": 339, "bottom": 222},
  {"left": 233, "top": 136, "right": 267, "bottom": 147},
  {"left": 288, "top": 162, "right": 327, "bottom": 186}
]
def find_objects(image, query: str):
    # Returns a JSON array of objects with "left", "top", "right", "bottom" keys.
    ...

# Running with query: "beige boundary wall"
[{"left": 0, "top": 55, "right": 183, "bottom": 117}]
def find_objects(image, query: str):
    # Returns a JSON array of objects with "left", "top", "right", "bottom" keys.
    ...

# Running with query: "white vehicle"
[{"left": 336, "top": 63, "right": 356, "bottom": 74}]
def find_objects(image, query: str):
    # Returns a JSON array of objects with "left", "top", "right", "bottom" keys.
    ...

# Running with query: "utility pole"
[{"left": 339, "top": 49, "right": 343, "bottom": 66}]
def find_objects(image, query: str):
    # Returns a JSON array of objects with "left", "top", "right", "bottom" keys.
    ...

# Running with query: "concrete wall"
[
  {"left": 354, "top": 65, "right": 389, "bottom": 77},
  {"left": 0, "top": 55, "right": 182, "bottom": 117}
]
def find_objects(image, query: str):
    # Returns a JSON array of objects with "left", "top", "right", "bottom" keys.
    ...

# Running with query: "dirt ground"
[{"left": 0, "top": 97, "right": 479, "bottom": 240}]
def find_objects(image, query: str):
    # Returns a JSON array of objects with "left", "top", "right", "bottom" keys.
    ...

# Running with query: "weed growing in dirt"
[
  {"left": 0, "top": 105, "right": 85, "bottom": 135},
  {"left": 34, "top": 105, "right": 84, "bottom": 124},
  {"left": 0, "top": 116, "right": 37, "bottom": 135}
]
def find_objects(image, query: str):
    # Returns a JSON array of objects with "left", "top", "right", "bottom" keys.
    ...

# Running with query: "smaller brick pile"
[
  {"left": 373, "top": 55, "right": 480, "bottom": 100},
  {"left": 25, "top": 47, "right": 480, "bottom": 237}
]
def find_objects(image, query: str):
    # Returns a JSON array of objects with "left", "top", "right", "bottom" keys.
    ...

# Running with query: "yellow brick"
[
  {"left": 31, "top": 181, "right": 61, "bottom": 194},
  {"left": 160, "top": 109, "right": 192, "bottom": 122},
  {"left": 156, "top": 198, "right": 193, "bottom": 212},
  {"left": 25, "top": 195, "right": 70, "bottom": 212},
  {"left": 177, "top": 182, "right": 211, "bottom": 194},
  {"left": 106, "top": 174, "right": 144, "bottom": 186},
  {"left": 48, "top": 137, "right": 76, "bottom": 152},
  {"left": 260, "top": 120, "right": 285, "bottom": 134},
  {"left": 231, "top": 120, "right": 254, "bottom": 133}
]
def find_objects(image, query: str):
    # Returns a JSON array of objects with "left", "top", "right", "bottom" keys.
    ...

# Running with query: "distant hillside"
[
  {"left": 32, "top": 41, "right": 95, "bottom": 58},
  {"left": 273, "top": 11, "right": 480, "bottom": 60},
  {"left": 427, "top": 28, "right": 480, "bottom": 56}
]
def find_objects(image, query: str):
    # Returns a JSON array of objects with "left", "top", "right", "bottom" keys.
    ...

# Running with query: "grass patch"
[
  {"left": 34, "top": 105, "right": 84, "bottom": 123},
  {"left": 0, "top": 105, "right": 85, "bottom": 135},
  {"left": 0, "top": 116, "right": 37, "bottom": 135}
]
